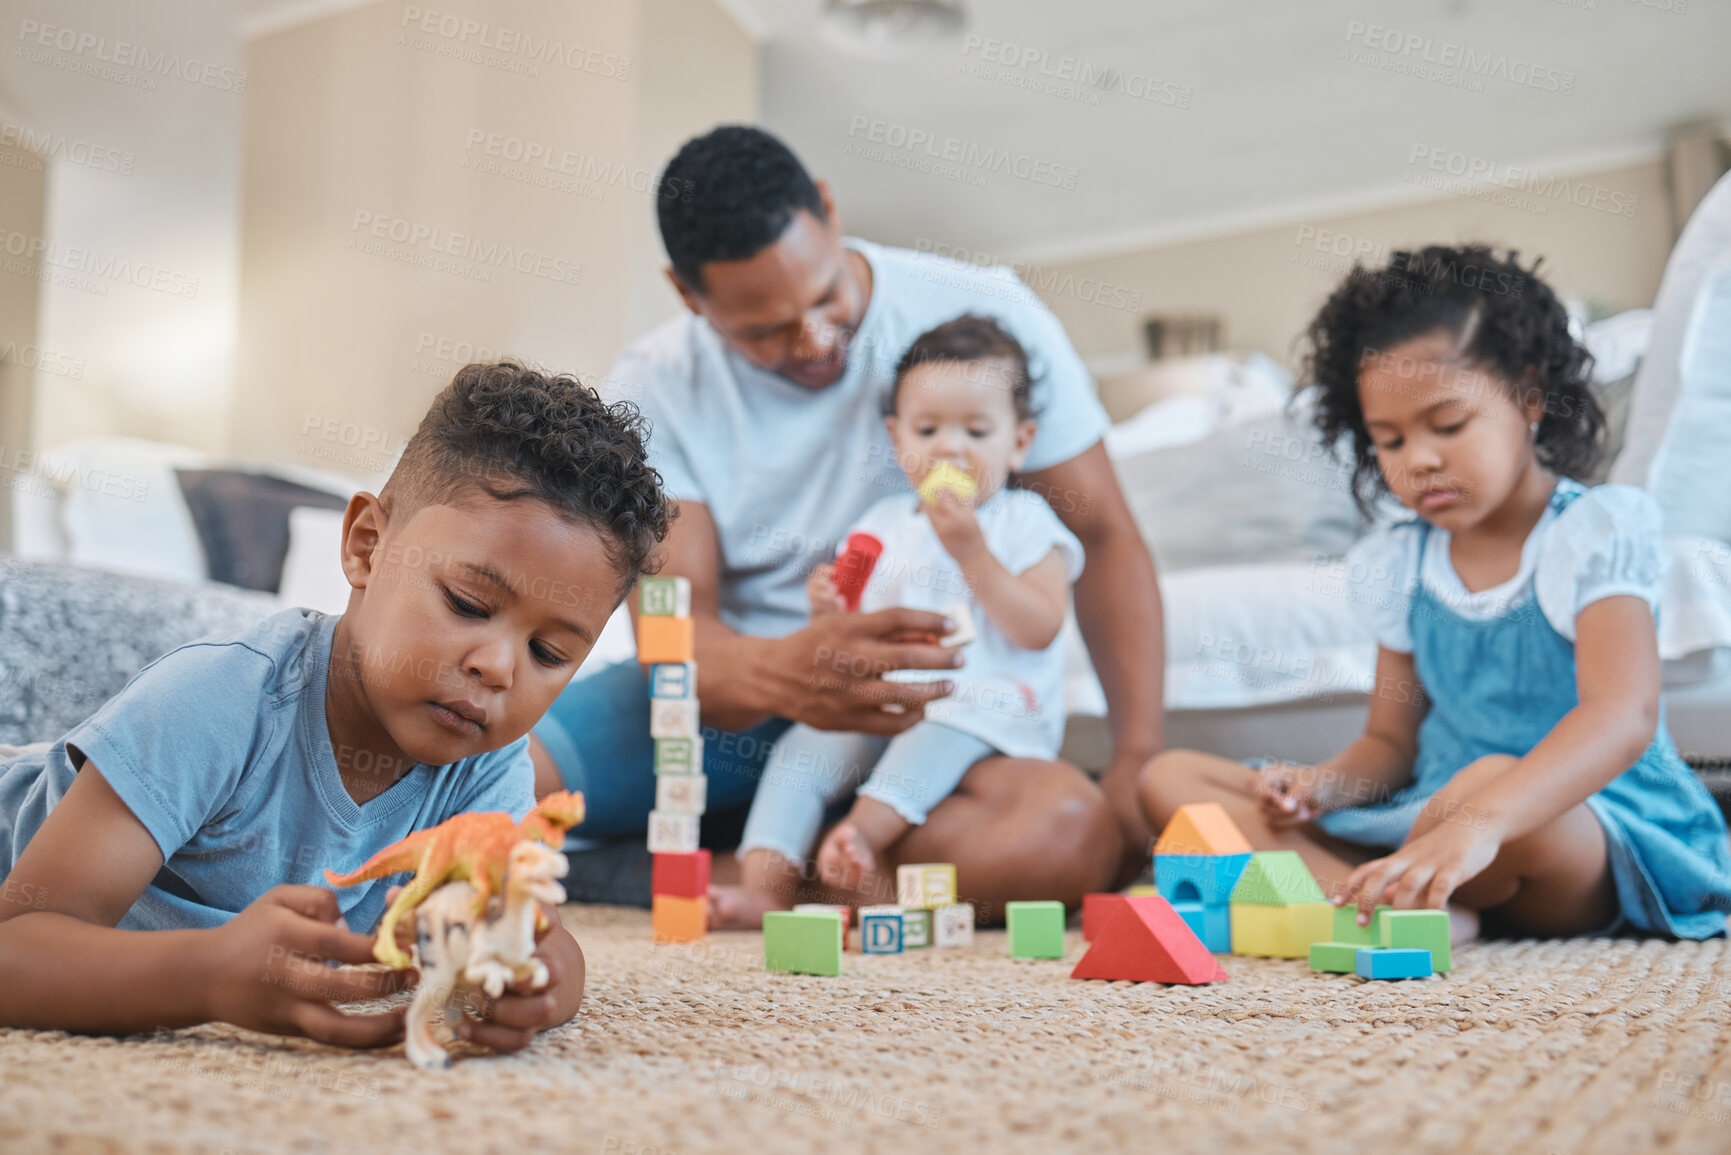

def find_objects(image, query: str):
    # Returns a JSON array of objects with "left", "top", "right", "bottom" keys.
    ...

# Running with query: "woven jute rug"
[{"left": 4, "top": 904, "right": 1731, "bottom": 1155}]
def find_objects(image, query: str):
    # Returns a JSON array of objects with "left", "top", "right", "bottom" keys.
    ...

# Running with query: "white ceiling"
[{"left": 744, "top": 0, "right": 1731, "bottom": 260}]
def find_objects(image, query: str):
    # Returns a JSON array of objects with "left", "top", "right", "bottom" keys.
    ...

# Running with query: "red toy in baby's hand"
[{"left": 832, "top": 532, "right": 883, "bottom": 612}]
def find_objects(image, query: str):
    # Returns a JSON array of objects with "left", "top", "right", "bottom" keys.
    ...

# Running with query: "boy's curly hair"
[
  {"left": 382, "top": 362, "right": 672, "bottom": 597},
  {"left": 1303, "top": 243, "right": 1604, "bottom": 516}
]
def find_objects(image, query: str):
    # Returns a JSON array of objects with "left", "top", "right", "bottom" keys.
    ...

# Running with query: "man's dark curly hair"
[
  {"left": 889, "top": 313, "right": 1038, "bottom": 421},
  {"left": 1303, "top": 243, "right": 1604, "bottom": 516},
  {"left": 381, "top": 362, "right": 672, "bottom": 598},
  {"left": 657, "top": 125, "right": 826, "bottom": 293}
]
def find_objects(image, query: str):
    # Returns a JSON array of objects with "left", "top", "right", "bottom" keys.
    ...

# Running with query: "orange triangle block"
[
  {"left": 1152, "top": 802, "right": 1254, "bottom": 857},
  {"left": 1071, "top": 896, "right": 1229, "bottom": 985}
]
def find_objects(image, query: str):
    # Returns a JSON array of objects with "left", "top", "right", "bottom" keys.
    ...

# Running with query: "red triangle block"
[{"left": 1071, "top": 896, "right": 1229, "bottom": 985}]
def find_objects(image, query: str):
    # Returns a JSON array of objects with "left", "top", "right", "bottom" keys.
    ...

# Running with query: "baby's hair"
[
  {"left": 887, "top": 314, "right": 1037, "bottom": 421},
  {"left": 381, "top": 361, "right": 673, "bottom": 597},
  {"left": 1303, "top": 243, "right": 1604, "bottom": 516}
]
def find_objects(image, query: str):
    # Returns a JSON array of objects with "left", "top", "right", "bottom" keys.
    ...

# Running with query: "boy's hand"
[
  {"left": 201, "top": 885, "right": 412, "bottom": 1048},
  {"left": 455, "top": 905, "right": 584, "bottom": 1054},
  {"left": 1340, "top": 821, "right": 1501, "bottom": 920},
  {"left": 806, "top": 562, "right": 847, "bottom": 618},
  {"left": 1252, "top": 761, "right": 1332, "bottom": 828},
  {"left": 922, "top": 490, "right": 986, "bottom": 565}
]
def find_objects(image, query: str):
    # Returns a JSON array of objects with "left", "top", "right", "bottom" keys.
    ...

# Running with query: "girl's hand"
[
  {"left": 806, "top": 563, "right": 846, "bottom": 617},
  {"left": 922, "top": 490, "right": 986, "bottom": 564},
  {"left": 1340, "top": 821, "right": 1502, "bottom": 921},
  {"left": 1253, "top": 761, "right": 1333, "bottom": 828},
  {"left": 201, "top": 885, "right": 413, "bottom": 1047}
]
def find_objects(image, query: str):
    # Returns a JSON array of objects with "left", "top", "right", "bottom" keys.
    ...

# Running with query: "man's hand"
[
  {"left": 763, "top": 607, "right": 963, "bottom": 735},
  {"left": 200, "top": 886, "right": 412, "bottom": 1048}
]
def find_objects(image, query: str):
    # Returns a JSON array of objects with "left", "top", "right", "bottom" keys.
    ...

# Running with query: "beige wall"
[
  {"left": 1030, "top": 158, "right": 1673, "bottom": 373},
  {"left": 0, "top": 141, "right": 46, "bottom": 550},
  {"left": 233, "top": 0, "right": 757, "bottom": 479}
]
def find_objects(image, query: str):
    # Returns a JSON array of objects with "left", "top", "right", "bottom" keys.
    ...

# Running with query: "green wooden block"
[
  {"left": 1331, "top": 903, "right": 1392, "bottom": 946},
  {"left": 764, "top": 911, "right": 843, "bottom": 976},
  {"left": 902, "top": 908, "right": 932, "bottom": 949},
  {"left": 1308, "top": 942, "right": 1360, "bottom": 973},
  {"left": 653, "top": 737, "right": 700, "bottom": 775},
  {"left": 1381, "top": 909, "right": 1452, "bottom": 973},
  {"left": 1228, "top": 851, "right": 1326, "bottom": 905},
  {"left": 639, "top": 576, "right": 691, "bottom": 617},
  {"left": 1007, "top": 900, "right": 1065, "bottom": 959}
]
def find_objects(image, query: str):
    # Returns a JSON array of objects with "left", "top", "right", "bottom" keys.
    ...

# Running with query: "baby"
[{"left": 711, "top": 314, "right": 1084, "bottom": 925}]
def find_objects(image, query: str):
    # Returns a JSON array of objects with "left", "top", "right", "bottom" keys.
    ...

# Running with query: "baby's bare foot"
[
  {"left": 707, "top": 884, "right": 793, "bottom": 931},
  {"left": 816, "top": 822, "right": 879, "bottom": 890}
]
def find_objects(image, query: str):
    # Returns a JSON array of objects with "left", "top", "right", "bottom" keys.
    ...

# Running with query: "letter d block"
[{"left": 859, "top": 905, "right": 904, "bottom": 953}]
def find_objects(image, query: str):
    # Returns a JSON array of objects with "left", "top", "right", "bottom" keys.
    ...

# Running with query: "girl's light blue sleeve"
[{"left": 1535, "top": 484, "right": 1666, "bottom": 642}]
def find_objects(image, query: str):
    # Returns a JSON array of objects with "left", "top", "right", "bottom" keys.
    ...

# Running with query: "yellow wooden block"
[
  {"left": 1126, "top": 884, "right": 1159, "bottom": 896},
  {"left": 652, "top": 895, "right": 706, "bottom": 943},
  {"left": 638, "top": 616, "right": 695, "bottom": 664},
  {"left": 1230, "top": 903, "right": 1334, "bottom": 958}
]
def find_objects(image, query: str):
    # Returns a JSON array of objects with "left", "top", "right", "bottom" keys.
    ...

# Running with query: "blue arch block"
[{"left": 1155, "top": 853, "right": 1251, "bottom": 907}]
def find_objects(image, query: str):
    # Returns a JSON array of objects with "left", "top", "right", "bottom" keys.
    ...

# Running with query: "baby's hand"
[
  {"left": 1252, "top": 761, "right": 1331, "bottom": 828},
  {"left": 807, "top": 563, "right": 846, "bottom": 617},
  {"left": 922, "top": 489, "right": 986, "bottom": 563}
]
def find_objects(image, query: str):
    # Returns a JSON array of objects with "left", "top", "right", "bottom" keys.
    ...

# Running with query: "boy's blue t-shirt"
[{"left": 0, "top": 608, "right": 535, "bottom": 933}]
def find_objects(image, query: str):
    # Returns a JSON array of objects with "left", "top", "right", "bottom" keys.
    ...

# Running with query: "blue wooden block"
[
  {"left": 1154, "top": 853, "right": 1251, "bottom": 907},
  {"left": 1170, "top": 901, "right": 1231, "bottom": 953},
  {"left": 1354, "top": 947, "right": 1432, "bottom": 980},
  {"left": 860, "top": 905, "right": 904, "bottom": 954},
  {"left": 649, "top": 662, "right": 697, "bottom": 699}
]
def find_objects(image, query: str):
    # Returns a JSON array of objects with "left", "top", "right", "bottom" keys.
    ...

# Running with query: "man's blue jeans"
[{"left": 533, "top": 659, "right": 792, "bottom": 842}]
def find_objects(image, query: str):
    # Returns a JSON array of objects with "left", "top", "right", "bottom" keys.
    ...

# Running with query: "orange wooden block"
[
  {"left": 637, "top": 616, "right": 695, "bottom": 664},
  {"left": 652, "top": 894, "right": 706, "bottom": 943},
  {"left": 1152, "top": 802, "right": 1254, "bottom": 857}
]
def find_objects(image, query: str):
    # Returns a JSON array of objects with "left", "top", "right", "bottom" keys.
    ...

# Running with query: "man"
[{"left": 532, "top": 126, "right": 1163, "bottom": 907}]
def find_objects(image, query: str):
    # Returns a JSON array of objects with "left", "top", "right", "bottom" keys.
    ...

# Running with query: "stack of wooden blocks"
[{"left": 640, "top": 576, "right": 708, "bottom": 944}]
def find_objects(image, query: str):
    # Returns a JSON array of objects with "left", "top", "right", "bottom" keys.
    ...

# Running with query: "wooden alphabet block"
[
  {"left": 637, "top": 615, "right": 695, "bottom": 664},
  {"left": 896, "top": 863, "right": 958, "bottom": 910},
  {"left": 650, "top": 698, "right": 701, "bottom": 739},
  {"left": 653, "top": 736, "right": 702, "bottom": 775},
  {"left": 639, "top": 576, "right": 691, "bottom": 617},
  {"left": 652, "top": 895, "right": 706, "bottom": 943},
  {"left": 933, "top": 902, "right": 974, "bottom": 947},
  {"left": 651, "top": 850, "right": 710, "bottom": 899},
  {"left": 646, "top": 810, "right": 700, "bottom": 854},
  {"left": 654, "top": 773, "right": 707, "bottom": 815},
  {"left": 648, "top": 661, "right": 697, "bottom": 699},
  {"left": 859, "top": 905, "right": 904, "bottom": 953},
  {"left": 901, "top": 908, "right": 932, "bottom": 949}
]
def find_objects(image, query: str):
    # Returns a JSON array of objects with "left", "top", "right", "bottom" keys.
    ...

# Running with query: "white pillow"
[
  {"left": 278, "top": 506, "right": 351, "bottom": 613},
  {"left": 1645, "top": 254, "right": 1731, "bottom": 544}
]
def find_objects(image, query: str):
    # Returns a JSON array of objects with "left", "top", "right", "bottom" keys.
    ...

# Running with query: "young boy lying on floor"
[{"left": 0, "top": 362, "right": 671, "bottom": 1051}]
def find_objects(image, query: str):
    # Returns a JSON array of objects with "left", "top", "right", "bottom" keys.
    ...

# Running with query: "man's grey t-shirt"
[
  {"left": 609, "top": 237, "right": 1110, "bottom": 638},
  {"left": 0, "top": 608, "right": 535, "bottom": 932}
]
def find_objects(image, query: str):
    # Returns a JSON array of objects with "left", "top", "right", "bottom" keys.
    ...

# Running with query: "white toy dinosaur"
[{"left": 404, "top": 838, "right": 569, "bottom": 1070}]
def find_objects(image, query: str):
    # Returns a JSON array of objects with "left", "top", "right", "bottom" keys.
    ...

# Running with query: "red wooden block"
[
  {"left": 1071, "top": 895, "right": 1229, "bottom": 985},
  {"left": 652, "top": 850, "right": 711, "bottom": 898},
  {"left": 1082, "top": 892, "right": 1127, "bottom": 942}
]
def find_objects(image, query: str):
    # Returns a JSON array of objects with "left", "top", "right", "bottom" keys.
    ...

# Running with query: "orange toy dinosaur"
[{"left": 324, "top": 790, "right": 585, "bottom": 969}]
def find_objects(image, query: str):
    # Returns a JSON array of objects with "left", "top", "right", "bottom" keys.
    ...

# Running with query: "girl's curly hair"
[
  {"left": 383, "top": 361, "right": 673, "bottom": 598},
  {"left": 1302, "top": 243, "right": 1604, "bottom": 516}
]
